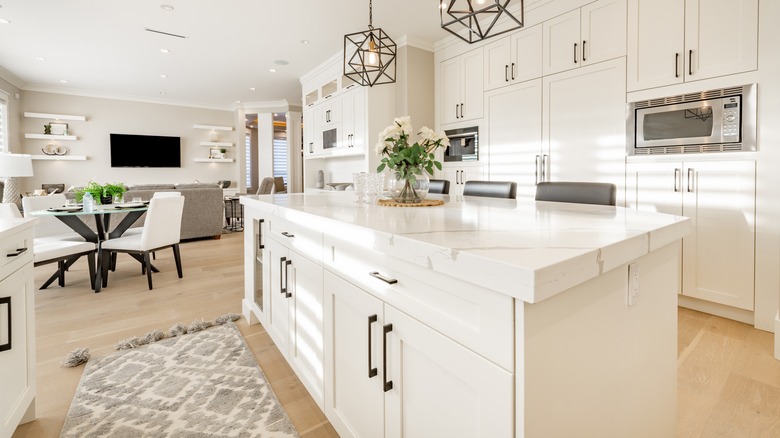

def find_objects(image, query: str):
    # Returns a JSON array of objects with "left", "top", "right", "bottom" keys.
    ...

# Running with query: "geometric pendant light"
[
  {"left": 440, "top": 0, "right": 525, "bottom": 44},
  {"left": 343, "top": 0, "right": 396, "bottom": 87}
]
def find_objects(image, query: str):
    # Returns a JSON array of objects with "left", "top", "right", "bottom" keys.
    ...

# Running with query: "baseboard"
[
  {"left": 775, "top": 312, "right": 780, "bottom": 361},
  {"left": 678, "top": 295, "right": 754, "bottom": 326}
]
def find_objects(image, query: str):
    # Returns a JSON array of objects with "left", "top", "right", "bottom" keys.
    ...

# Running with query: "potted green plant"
[
  {"left": 75, "top": 182, "right": 126, "bottom": 204},
  {"left": 102, "top": 183, "right": 127, "bottom": 204}
]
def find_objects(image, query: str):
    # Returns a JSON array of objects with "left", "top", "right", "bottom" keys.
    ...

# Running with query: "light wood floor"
[{"left": 11, "top": 231, "right": 780, "bottom": 437}]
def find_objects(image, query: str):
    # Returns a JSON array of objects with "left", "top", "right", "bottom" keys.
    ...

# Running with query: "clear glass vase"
[{"left": 387, "top": 167, "right": 430, "bottom": 204}]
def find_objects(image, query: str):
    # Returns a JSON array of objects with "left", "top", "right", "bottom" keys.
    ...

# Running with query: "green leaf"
[{"left": 377, "top": 163, "right": 386, "bottom": 173}]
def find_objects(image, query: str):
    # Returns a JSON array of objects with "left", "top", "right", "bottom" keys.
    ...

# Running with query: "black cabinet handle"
[
  {"left": 460, "top": 103, "right": 464, "bottom": 118},
  {"left": 369, "top": 271, "right": 398, "bottom": 285},
  {"left": 511, "top": 62, "right": 516, "bottom": 80},
  {"left": 383, "top": 323, "right": 393, "bottom": 392},
  {"left": 582, "top": 40, "right": 587, "bottom": 62},
  {"left": 6, "top": 247, "right": 28, "bottom": 257},
  {"left": 455, "top": 104, "right": 459, "bottom": 119},
  {"left": 258, "top": 219, "right": 265, "bottom": 250},
  {"left": 535, "top": 155, "right": 541, "bottom": 185},
  {"left": 574, "top": 43, "right": 578, "bottom": 64},
  {"left": 505, "top": 65, "right": 509, "bottom": 82},
  {"left": 689, "top": 50, "right": 693, "bottom": 76},
  {"left": 368, "top": 315, "right": 378, "bottom": 378},
  {"left": 0, "top": 296, "right": 10, "bottom": 352},
  {"left": 284, "top": 259, "right": 292, "bottom": 298},
  {"left": 309, "top": 142, "right": 314, "bottom": 153},
  {"left": 281, "top": 232, "right": 295, "bottom": 238},
  {"left": 675, "top": 53, "right": 680, "bottom": 78},
  {"left": 280, "top": 257, "right": 288, "bottom": 295}
]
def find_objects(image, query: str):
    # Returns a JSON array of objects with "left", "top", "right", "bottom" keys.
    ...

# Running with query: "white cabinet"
[
  {"left": 440, "top": 48, "right": 484, "bottom": 125},
  {"left": 627, "top": 0, "right": 758, "bottom": 91},
  {"left": 266, "top": 235, "right": 325, "bottom": 407},
  {"left": 626, "top": 160, "right": 755, "bottom": 310},
  {"left": 442, "top": 165, "right": 485, "bottom": 196},
  {"left": 485, "top": 79, "right": 543, "bottom": 200},
  {"left": 324, "top": 272, "right": 513, "bottom": 438},
  {"left": 339, "top": 87, "right": 366, "bottom": 152},
  {"left": 543, "top": 58, "right": 627, "bottom": 200},
  {"left": 0, "top": 223, "right": 36, "bottom": 438},
  {"left": 542, "top": 0, "right": 626, "bottom": 76},
  {"left": 484, "top": 24, "right": 543, "bottom": 91},
  {"left": 303, "top": 106, "right": 321, "bottom": 156}
]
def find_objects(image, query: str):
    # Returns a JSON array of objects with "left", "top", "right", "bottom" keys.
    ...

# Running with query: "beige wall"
[
  {"left": 18, "top": 91, "right": 237, "bottom": 193},
  {"left": 0, "top": 76, "right": 22, "bottom": 152},
  {"left": 395, "top": 46, "right": 435, "bottom": 132}
]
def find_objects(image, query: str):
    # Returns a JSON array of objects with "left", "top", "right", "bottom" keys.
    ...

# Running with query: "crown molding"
[
  {"left": 237, "top": 100, "right": 291, "bottom": 113},
  {"left": 396, "top": 35, "right": 435, "bottom": 53}
]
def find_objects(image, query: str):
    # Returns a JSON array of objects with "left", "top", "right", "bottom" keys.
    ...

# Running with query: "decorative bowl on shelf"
[{"left": 326, "top": 182, "right": 353, "bottom": 191}]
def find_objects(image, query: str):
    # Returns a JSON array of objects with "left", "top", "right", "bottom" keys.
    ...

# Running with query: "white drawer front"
[
  {"left": 324, "top": 233, "right": 514, "bottom": 371},
  {"left": 0, "top": 230, "right": 33, "bottom": 281},
  {"left": 267, "top": 214, "right": 323, "bottom": 264}
]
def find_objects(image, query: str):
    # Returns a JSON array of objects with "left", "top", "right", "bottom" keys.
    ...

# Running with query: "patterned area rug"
[{"left": 60, "top": 322, "right": 298, "bottom": 437}]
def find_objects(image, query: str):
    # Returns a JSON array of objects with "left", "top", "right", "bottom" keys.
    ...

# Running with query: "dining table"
[{"left": 28, "top": 202, "right": 156, "bottom": 290}]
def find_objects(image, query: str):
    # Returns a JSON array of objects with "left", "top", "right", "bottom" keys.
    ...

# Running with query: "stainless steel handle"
[
  {"left": 582, "top": 40, "right": 587, "bottom": 62},
  {"left": 535, "top": 155, "right": 541, "bottom": 185},
  {"left": 542, "top": 155, "right": 548, "bottom": 182},
  {"left": 6, "top": 247, "right": 28, "bottom": 257},
  {"left": 368, "top": 315, "right": 378, "bottom": 378},
  {"left": 369, "top": 271, "right": 398, "bottom": 285},
  {"left": 574, "top": 43, "right": 578, "bottom": 64},
  {"left": 687, "top": 168, "right": 695, "bottom": 193},
  {"left": 674, "top": 168, "right": 681, "bottom": 192},
  {"left": 309, "top": 142, "right": 313, "bottom": 153},
  {"left": 383, "top": 323, "right": 393, "bottom": 392},
  {"left": 688, "top": 50, "right": 693, "bottom": 76},
  {"left": 447, "top": 131, "right": 479, "bottom": 139},
  {"left": 675, "top": 53, "right": 680, "bottom": 78},
  {"left": 281, "top": 231, "right": 295, "bottom": 238}
]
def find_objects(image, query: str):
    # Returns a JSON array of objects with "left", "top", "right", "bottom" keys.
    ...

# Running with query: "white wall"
[
  {"left": 17, "top": 91, "right": 238, "bottom": 192},
  {"left": 0, "top": 76, "right": 22, "bottom": 151}
]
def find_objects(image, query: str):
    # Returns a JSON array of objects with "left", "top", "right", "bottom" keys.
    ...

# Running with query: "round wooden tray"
[{"left": 378, "top": 198, "right": 445, "bottom": 207}]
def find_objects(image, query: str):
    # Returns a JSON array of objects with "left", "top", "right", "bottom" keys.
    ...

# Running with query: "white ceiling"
[{"left": 0, "top": 0, "right": 448, "bottom": 110}]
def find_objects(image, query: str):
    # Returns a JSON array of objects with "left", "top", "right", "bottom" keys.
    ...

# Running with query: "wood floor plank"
[{"left": 12, "top": 233, "right": 780, "bottom": 437}]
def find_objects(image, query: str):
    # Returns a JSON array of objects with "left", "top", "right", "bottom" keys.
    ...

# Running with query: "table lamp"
[{"left": 0, "top": 153, "right": 34, "bottom": 205}]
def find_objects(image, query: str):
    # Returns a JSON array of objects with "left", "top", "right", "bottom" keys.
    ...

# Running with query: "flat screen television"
[{"left": 110, "top": 133, "right": 181, "bottom": 167}]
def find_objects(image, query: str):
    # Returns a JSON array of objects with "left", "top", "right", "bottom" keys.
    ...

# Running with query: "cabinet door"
[
  {"left": 266, "top": 238, "right": 291, "bottom": 354},
  {"left": 684, "top": 0, "right": 758, "bottom": 81},
  {"left": 682, "top": 161, "right": 755, "bottom": 310},
  {"left": 289, "top": 251, "right": 325, "bottom": 408},
  {"left": 461, "top": 48, "right": 484, "bottom": 122},
  {"left": 627, "top": 0, "right": 684, "bottom": 91},
  {"left": 341, "top": 92, "right": 355, "bottom": 149},
  {"left": 303, "top": 107, "right": 317, "bottom": 156},
  {"left": 543, "top": 58, "right": 627, "bottom": 202},
  {"left": 581, "top": 0, "right": 626, "bottom": 66},
  {"left": 484, "top": 37, "right": 512, "bottom": 91},
  {"left": 542, "top": 9, "right": 581, "bottom": 76},
  {"left": 510, "top": 23, "right": 543, "bottom": 83},
  {"left": 383, "top": 305, "right": 513, "bottom": 438},
  {"left": 323, "top": 272, "right": 385, "bottom": 438},
  {"left": 0, "top": 265, "right": 35, "bottom": 438},
  {"left": 486, "top": 79, "right": 542, "bottom": 201},
  {"left": 440, "top": 56, "right": 463, "bottom": 125},
  {"left": 441, "top": 168, "right": 462, "bottom": 196}
]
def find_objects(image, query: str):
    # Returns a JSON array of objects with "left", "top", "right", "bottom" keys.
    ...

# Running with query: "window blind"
[
  {"left": 245, "top": 133, "right": 252, "bottom": 189},
  {"left": 273, "top": 138, "right": 288, "bottom": 185}
]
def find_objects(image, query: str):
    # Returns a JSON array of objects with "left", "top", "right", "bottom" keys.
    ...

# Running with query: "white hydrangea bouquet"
[{"left": 375, "top": 116, "right": 450, "bottom": 203}]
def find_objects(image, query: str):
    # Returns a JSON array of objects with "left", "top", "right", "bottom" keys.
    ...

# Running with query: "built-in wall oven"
[
  {"left": 627, "top": 84, "right": 756, "bottom": 155},
  {"left": 444, "top": 126, "right": 478, "bottom": 162}
]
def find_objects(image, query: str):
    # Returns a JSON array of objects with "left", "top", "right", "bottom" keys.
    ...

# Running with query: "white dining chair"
[
  {"left": 97, "top": 195, "right": 185, "bottom": 291},
  {"left": 6, "top": 200, "right": 97, "bottom": 290},
  {"left": 21, "top": 194, "right": 86, "bottom": 243}
]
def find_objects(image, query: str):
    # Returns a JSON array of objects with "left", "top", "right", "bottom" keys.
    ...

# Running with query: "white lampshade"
[{"left": 0, "top": 153, "right": 34, "bottom": 178}]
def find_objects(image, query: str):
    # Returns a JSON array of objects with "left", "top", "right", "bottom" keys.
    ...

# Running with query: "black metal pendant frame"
[
  {"left": 440, "top": 0, "right": 525, "bottom": 44},
  {"left": 344, "top": 27, "right": 397, "bottom": 87}
]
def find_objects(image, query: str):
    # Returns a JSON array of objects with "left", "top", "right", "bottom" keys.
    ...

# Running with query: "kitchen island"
[{"left": 241, "top": 192, "right": 689, "bottom": 437}]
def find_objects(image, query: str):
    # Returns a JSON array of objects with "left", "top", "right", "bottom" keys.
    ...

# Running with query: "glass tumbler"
[{"left": 353, "top": 172, "right": 367, "bottom": 204}]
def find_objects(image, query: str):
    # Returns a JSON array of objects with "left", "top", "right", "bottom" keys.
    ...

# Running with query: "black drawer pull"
[
  {"left": 6, "top": 247, "right": 28, "bottom": 257},
  {"left": 368, "top": 315, "right": 378, "bottom": 378},
  {"left": 383, "top": 323, "right": 393, "bottom": 392},
  {"left": 281, "top": 232, "right": 295, "bottom": 238},
  {"left": 369, "top": 271, "right": 397, "bottom": 285},
  {"left": 257, "top": 219, "right": 265, "bottom": 250}
]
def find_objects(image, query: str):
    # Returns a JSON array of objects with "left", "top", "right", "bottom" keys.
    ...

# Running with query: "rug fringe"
[{"left": 60, "top": 313, "right": 242, "bottom": 367}]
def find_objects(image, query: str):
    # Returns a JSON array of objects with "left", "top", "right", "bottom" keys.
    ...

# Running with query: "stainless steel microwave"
[{"left": 627, "top": 84, "right": 756, "bottom": 155}]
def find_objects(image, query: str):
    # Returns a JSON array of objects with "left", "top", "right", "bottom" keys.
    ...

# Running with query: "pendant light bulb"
[{"left": 365, "top": 37, "right": 379, "bottom": 67}]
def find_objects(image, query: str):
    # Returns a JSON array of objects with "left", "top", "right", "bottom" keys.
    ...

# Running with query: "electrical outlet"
[{"left": 627, "top": 262, "right": 640, "bottom": 306}]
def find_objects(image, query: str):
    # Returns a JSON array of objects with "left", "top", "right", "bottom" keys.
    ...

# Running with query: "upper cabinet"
[
  {"left": 627, "top": 0, "right": 758, "bottom": 91},
  {"left": 484, "top": 24, "right": 543, "bottom": 91},
  {"left": 440, "top": 48, "right": 484, "bottom": 125},
  {"left": 542, "top": 0, "right": 627, "bottom": 76}
]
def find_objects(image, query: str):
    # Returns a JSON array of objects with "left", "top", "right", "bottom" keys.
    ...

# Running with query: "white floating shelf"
[
  {"left": 24, "top": 112, "right": 87, "bottom": 121},
  {"left": 31, "top": 155, "right": 88, "bottom": 161},
  {"left": 193, "top": 158, "right": 235, "bottom": 163},
  {"left": 25, "top": 133, "right": 78, "bottom": 141},
  {"left": 200, "top": 142, "right": 234, "bottom": 147},
  {"left": 193, "top": 124, "right": 234, "bottom": 131}
]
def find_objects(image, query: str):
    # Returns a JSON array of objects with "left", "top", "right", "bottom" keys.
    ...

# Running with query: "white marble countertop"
[{"left": 242, "top": 193, "right": 690, "bottom": 303}]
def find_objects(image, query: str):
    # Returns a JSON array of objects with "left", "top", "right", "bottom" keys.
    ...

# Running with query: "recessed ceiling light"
[
  {"left": 160, "top": 4, "right": 174, "bottom": 11},
  {"left": 249, "top": 87, "right": 256, "bottom": 91},
  {"left": 274, "top": 60, "right": 289, "bottom": 66},
  {"left": 0, "top": 18, "right": 10, "bottom": 24},
  {"left": 160, "top": 91, "right": 167, "bottom": 95},
  {"left": 35, "top": 56, "right": 46, "bottom": 61},
  {"left": 300, "top": 40, "right": 309, "bottom": 44},
  {"left": 160, "top": 48, "right": 170, "bottom": 54},
  {"left": 59, "top": 79, "right": 68, "bottom": 84},
  {"left": 269, "top": 68, "right": 277, "bottom": 73},
  {"left": 160, "top": 74, "right": 168, "bottom": 78}
]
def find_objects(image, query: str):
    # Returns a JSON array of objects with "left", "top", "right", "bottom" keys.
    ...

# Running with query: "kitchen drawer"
[
  {"left": 267, "top": 214, "right": 324, "bottom": 264},
  {"left": 324, "top": 233, "right": 514, "bottom": 371},
  {"left": 0, "top": 229, "right": 34, "bottom": 281}
]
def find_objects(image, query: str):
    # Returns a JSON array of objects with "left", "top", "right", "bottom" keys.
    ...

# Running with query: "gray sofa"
[{"left": 66, "top": 183, "right": 225, "bottom": 240}]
